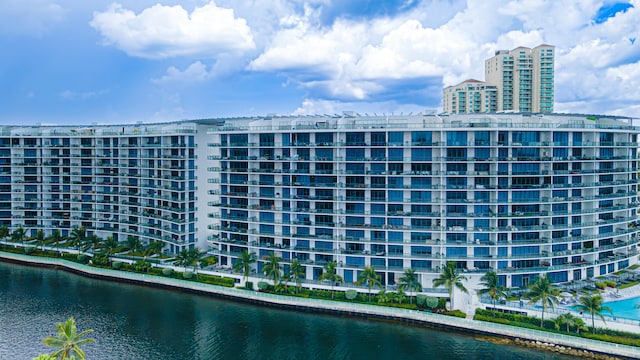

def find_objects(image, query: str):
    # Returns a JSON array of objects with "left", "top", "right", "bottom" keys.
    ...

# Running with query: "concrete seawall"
[{"left": 1, "top": 251, "right": 638, "bottom": 359}]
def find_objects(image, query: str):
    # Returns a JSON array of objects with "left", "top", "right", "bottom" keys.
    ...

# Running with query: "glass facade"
[
  {"left": 2, "top": 124, "right": 199, "bottom": 254},
  {"left": 207, "top": 113, "right": 640, "bottom": 289}
]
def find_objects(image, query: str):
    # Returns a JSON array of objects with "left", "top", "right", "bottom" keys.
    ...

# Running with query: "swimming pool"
[{"left": 601, "top": 296, "right": 640, "bottom": 321}]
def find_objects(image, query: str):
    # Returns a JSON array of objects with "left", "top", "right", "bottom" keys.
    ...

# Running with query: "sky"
[{"left": 0, "top": 0, "right": 639, "bottom": 125}]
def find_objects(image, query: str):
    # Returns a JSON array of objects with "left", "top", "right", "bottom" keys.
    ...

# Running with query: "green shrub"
[
  {"left": 24, "top": 247, "right": 35, "bottom": 255},
  {"left": 582, "top": 333, "right": 640, "bottom": 346},
  {"left": 444, "top": 310, "right": 467, "bottom": 318},
  {"left": 426, "top": 296, "right": 439, "bottom": 309},
  {"left": 77, "top": 254, "right": 88, "bottom": 264},
  {"left": 345, "top": 289, "right": 358, "bottom": 301},
  {"left": 474, "top": 313, "right": 511, "bottom": 324},
  {"left": 112, "top": 261, "right": 122, "bottom": 270},
  {"left": 604, "top": 280, "right": 617, "bottom": 288},
  {"left": 245, "top": 281, "right": 254, "bottom": 290},
  {"left": 92, "top": 253, "right": 109, "bottom": 266},
  {"left": 182, "top": 271, "right": 194, "bottom": 279},
  {"left": 162, "top": 268, "right": 173, "bottom": 276},
  {"left": 134, "top": 260, "right": 150, "bottom": 273},
  {"left": 258, "top": 281, "right": 270, "bottom": 290},
  {"left": 416, "top": 294, "right": 427, "bottom": 307},
  {"left": 595, "top": 282, "right": 606, "bottom": 290}
]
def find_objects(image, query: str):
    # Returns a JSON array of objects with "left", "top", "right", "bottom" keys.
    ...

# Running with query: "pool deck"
[{"left": 1, "top": 251, "right": 639, "bottom": 359}]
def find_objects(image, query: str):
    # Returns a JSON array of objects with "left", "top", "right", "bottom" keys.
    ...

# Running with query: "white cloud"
[
  {"left": 90, "top": 2, "right": 255, "bottom": 59},
  {"left": 0, "top": 0, "right": 66, "bottom": 36},
  {"left": 153, "top": 61, "right": 213, "bottom": 83}
]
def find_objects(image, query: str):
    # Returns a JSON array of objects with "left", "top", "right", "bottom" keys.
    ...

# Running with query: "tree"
[
  {"left": 69, "top": 226, "right": 86, "bottom": 253},
  {"left": 288, "top": 259, "right": 305, "bottom": 294},
  {"left": 433, "top": 261, "right": 468, "bottom": 311},
  {"left": 262, "top": 252, "right": 282, "bottom": 285},
  {"left": 125, "top": 235, "right": 141, "bottom": 255},
  {"left": 398, "top": 268, "right": 422, "bottom": 304},
  {"left": 234, "top": 250, "right": 257, "bottom": 283},
  {"left": 46, "top": 230, "right": 64, "bottom": 256},
  {"left": 357, "top": 265, "right": 382, "bottom": 302},
  {"left": 318, "top": 261, "right": 344, "bottom": 300},
  {"left": 173, "top": 249, "right": 191, "bottom": 272},
  {"left": 553, "top": 313, "right": 567, "bottom": 331},
  {"left": 525, "top": 274, "right": 561, "bottom": 327},
  {"left": 146, "top": 241, "right": 164, "bottom": 258},
  {"left": 390, "top": 288, "right": 406, "bottom": 304},
  {"left": 83, "top": 234, "right": 101, "bottom": 254},
  {"left": 477, "top": 270, "right": 506, "bottom": 310},
  {"left": 187, "top": 248, "right": 206, "bottom": 279},
  {"left": 376, "top": 290, "right": 391, "bottom": 304},
  {"left": 42, "top": 317, "right": 95, "bottom": 360},
  {"left": 0, "top": 225, "right": 9, "bottom": 241},
  {"left": 101, "top": 236, "right": 119, "bottom": 257},
  {"left": 11, "top": 226, "right": 26, "bottom": 245},
  {"left": 560, "top": 313, "right": 576, "bottom": 333},
  {"left": 576, "top": 293, "right": 612, "bottom": 333},
  {"left": 34, "top": 230, "right": 45, "bottom": 251}
]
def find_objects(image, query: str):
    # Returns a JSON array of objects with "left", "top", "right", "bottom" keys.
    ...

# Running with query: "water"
[
  {"left": 603, "top": 296, "right": 640, "bottom": 321},
  {"left": 0, "top": 261, "right": 577, "bottom": 360}
]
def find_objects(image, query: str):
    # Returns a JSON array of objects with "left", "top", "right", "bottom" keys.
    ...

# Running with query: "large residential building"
[
  {"left": 1, "top": 111, "right": 638, "bottom": 292},
  {"left": 444, "top": 44, "right": 555, "bottom": 114},
  {"left": 207, "top": 112, "right": 639, "bottom": 290},
  {"left": 1, "top": 122, "right": 212, "bottom": 254},
  {"left": 442, "top": 79, "right": 498, "bottom": 114}
]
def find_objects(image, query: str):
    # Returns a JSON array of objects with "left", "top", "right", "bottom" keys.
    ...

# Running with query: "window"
[{"left": 447, "top": 131, "right": 467, "bottom": 146}]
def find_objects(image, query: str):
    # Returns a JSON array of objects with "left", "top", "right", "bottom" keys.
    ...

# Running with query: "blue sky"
[{"left": 0, "top": 0, "right": 639, "bottom": 125}]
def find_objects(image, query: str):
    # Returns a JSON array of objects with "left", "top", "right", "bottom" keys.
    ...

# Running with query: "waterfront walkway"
[{"left": 1, "top": 251, "right": 638, "bottom": 359}]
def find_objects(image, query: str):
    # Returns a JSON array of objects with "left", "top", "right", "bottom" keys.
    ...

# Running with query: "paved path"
[{"left": 1, "top": 251, "right": 638, "bottom": 359}]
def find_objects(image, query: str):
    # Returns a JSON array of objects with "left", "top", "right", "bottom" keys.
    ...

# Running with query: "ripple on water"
[{"left": 0, "top": 262, "right": 579, "bottom": 360}]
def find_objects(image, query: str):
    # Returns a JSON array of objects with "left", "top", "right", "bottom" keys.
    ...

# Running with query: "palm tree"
[
  {"left": 559, "top": 312, "right": 577, "bottom": 333},
  {"left": 173, "top": 249, "right": 191, "bottom": 272},
  {"left": 398, "top": 268, "right": 422, "bottom": 304},
  {"left": 433, "top": 261, "right": 468, "bottom": 311},
  {"left": 187, "top": 248, "right": 206, "bottom": 279},
  {"left": 288, "top": 259, "right": 305, "bottom": 294},
  {"left": 146, "top": 240, "right": 165, "bottom": 258},
  {"left": 42, "top": 317, "right": 95, "bottom": 360},
  {"left": 478, "top": 270, "right": 506, "bottom": 310},
  {"left": 357, "top": 265, "right": 381, "bottom": 302},
  {"left": 69, "top": 226, "right": 86, "bottom": 254},
  {"left": 576, "top": 293, "right": 612, "bottom": 332},
  {"left": 262, "top": 252, "right": 282, "bottom": 285},
  {"left": 101, "top": 235, "right": 119, "bottom": 257},
  {"left": 233, "top": 250, "right": 257, "bottom": 283},
  {"left": 11, "top": 226, "right": 26, "bottom": 245},
  {"left": 126, "top": 235, "right": 141, "bottom": 255},
  {"left": 46, "top": 230, "right": 63, "bottom": 256},
  {"left": 33, "top": 230, "right": 46, "bottom": 251},
  {"left": 0, "top": 225, "right": 9, "bottom": 241},
  {"left": 553, "top": 313, "right": 567, "bottom": 331},
  {"left": 525, "top": 274, "right": 561, "bottom": 327},
  {"left": 318, "top": 260, "right": 344, "bottom": 300}
]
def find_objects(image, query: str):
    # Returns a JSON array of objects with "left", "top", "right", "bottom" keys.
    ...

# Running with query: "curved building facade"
[{"left": 207, "top": 113, "right": 640, "bottom": 289}]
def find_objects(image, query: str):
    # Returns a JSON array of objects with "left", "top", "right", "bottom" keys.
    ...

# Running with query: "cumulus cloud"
[
  {"left": 153, "top": 61, "right": 213, "bottom": 83},
  {"left": 90, "top": 2, "right": 255, "bottom": 59},
  {"left": 245, "top": 0, "right": 640, "bottom": 118}
]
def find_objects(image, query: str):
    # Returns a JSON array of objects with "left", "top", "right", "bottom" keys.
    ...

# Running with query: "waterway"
[{"left": 0, "top": 261, "right": 578, "bottom": 360}]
